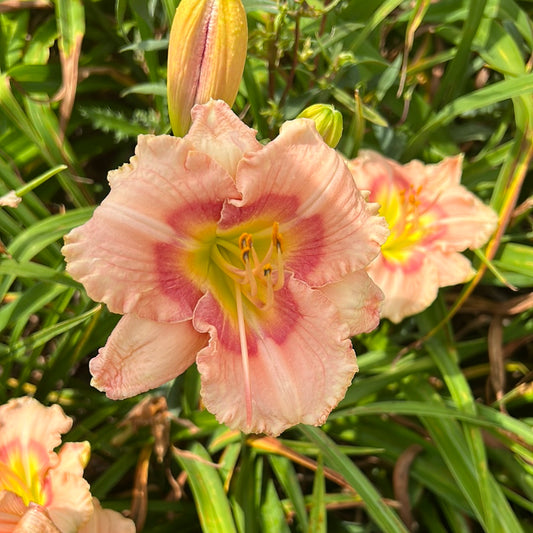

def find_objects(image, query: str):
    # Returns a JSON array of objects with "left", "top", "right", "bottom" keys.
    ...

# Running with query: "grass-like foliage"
[{"left": 1, "top": 0, "right": 532, "bottom": 531}]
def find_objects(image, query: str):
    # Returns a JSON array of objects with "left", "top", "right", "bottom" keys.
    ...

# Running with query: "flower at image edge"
[
  {"left": 0, "top": 396, "right": 91, "bottom": 532},
  {"left": 0, "top": 396, "right": 135, "bottom": 533},
  {"left": 62, "top": 100, "right": 389, "bottom": 436},
  {"left": 347, "top": 150, "right": 498, "bottom": 323}
]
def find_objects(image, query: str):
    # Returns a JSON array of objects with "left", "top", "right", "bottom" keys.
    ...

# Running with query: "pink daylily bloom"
[
  {"left": 63, "top": 100, "right": 388, "bottom": 436},
  {"left": 0, "top": 397, "right": 92, "bottom": 533},
  {"left": 0, "top": 397, "right": 135, "bottom": 533},
  {"left": 347, "top": 150, "right": 498, "bottom": 323}
]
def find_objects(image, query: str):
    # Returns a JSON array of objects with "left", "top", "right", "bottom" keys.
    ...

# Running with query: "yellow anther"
[
  {"left": 241, "top": 246, "right": 250, "bottom": 263},
  {"left": 272, "top": 222, "right": 283, "bottom": 253},
  {"left": 263, "top": 263, "right": 272, "bottom": 276},
  {"left": 239, "top": 233, "right": 254, "bottom": 264},
  {"left": 239, "top": 233, "right": 252, "bottom": 250}
]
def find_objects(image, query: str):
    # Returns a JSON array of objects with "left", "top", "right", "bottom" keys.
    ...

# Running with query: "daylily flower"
[
  {"left": 347, "top": 150, "right": 498, "bottom": 323},
  {"left": 167, "top": 0, "right": 247, "bottom": 137},
  {"left": 0, "top": 396, "right": 92, "bottom": 532},
  {"left": 62, "top": 100, "right": 388, "bottom": 436},
  {"left": 0, "top": 396, "right": 135, "bottom": 533}
]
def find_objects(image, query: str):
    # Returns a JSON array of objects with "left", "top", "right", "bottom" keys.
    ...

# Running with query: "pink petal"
[
  {"left": 186, "top": 100, "right": 262, "bottom": 177},
  {"left": 350, "top": 151, "right": 463, "bottom": 198},
  {"left": 0, "top": 491, "right": 26, "bottom": 530},
  {"left": 218, "top": 119, "right": 388, "bottom": 287},
  {"left": 54, "top": 443, "right": 90, "bottom": 478},
  {"left": 402, "top": 153, "right": 463, "bottom": 192},
  {"left": 0, "top": 397, "right": 71, "bottom": 464},
  {"left": 320, "top": 271, "right": 384, "bottom": 336},
  {"left": 63, "top": 134, "right": 240, "bottom": 323},
  {"left": 89, "top": 314, "right": 207, "bottom": 400},
  {"left": 347, "top": 149, "right": 401, "bottom": 193},
  {"left": 13, "top": 503, "right": 61, "bottom": 533},
  {"left": 431, "top": 251, "right": 475, "bottom": 287},
  {"left": 45, "top": 469, "right": 92, "bottom": 533},
  {"left": 194, "top": 278, "right": 357, "bottom": 436},
  {"left": 426, "top": 184, "right": 498, "bottom": 251},
  {"left": 367, "top": 253, "right": 440, "bottom": 323},
  {"left": 78, "top": 499, "right": 135, "bottom": 533}
]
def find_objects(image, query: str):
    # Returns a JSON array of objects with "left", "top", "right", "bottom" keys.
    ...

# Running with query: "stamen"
[
  {"left": 263, "top": 264, "right": 274, "bottom": 309},
  {"left": 213, "top": 222, "right": 287, "bottom": 314},
  {"left": 250, "top": 245, "right": 262, "bottom": 272},
  {"left": 239, "top": 233, "right": 252, "bottom": 250},
  {"left": 235, "top": 281, "right": 252, "bottom": 427},
  {"left": 272, "top": 221, "right": 283, "bottom": 253},
  {"left": 239, "top": 232, "right": 258, "bottom": 296},
  {"left": 272, "top": 222, "right": 285, "bottom": 291},
  {"left": 211, "top": 245, "right": 247, "bottom": 281},
  {"left": 274, "top": 252, "right": 285, "bottom": 290}
]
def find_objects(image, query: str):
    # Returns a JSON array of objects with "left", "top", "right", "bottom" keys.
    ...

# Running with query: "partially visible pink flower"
[
  {"left": 347, "top": 150, "right": 498, "bottom": 323},
  {"left": 0, "top": 397, "right": 135, "bottom": 533},
  {"left": 63, "top": 100, "right": 389, "bottom": 436},
  {"left": 0, "top": 397, "right": 92, "bottom": 532}
]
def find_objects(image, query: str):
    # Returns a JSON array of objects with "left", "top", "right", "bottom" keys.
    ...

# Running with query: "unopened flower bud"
[
  {"left": 297, "top": 104, "right": 343, "bottom": 148},
  {"left": 167, "top": 0, "right": 248, "bottom": 137}
]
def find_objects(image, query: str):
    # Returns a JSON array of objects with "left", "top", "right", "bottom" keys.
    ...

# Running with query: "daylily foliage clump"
[
  {"left": 0, "top": 397, "right": 135, "bottom": 533},
  {"left": 348, "top": 151, "right": 498, "bottom": 323},
  {"left": 63, "top": 100, "right": 388, "bottom": 436}
]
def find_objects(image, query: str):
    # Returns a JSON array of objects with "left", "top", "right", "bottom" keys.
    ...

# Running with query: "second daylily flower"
[
  {"left": 63, "top": 100, "right": 388, "bottom": 436},
  {"left": 0, "top": 397, "right": 134, "bottom": 533},
  {"left": 348, "top": 151, "right": 498, "bottom": 323}
]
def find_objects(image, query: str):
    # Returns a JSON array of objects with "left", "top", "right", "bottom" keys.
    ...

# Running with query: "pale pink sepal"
[
  {"left": 195, "top": 278, "right": 357, "bottom": 436},
  {"left": 367, "top": 253, "right": 441, "bottom": 324},
  {"left": 320, "top": 270, "right": 384, "bottom": 336},
  {"left": 90, "top": 314, "right": 208, "bottom": 400},
  {"left": 427, "top": 182, "right": 499, "bottom": 251},
  {"left": 186, "top": 100, "right": 261, "bottom": 177}
]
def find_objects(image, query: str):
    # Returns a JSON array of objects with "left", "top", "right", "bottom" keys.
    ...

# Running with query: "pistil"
[{"left": 235, "top": 281, "right": 252, "bottom": 426}]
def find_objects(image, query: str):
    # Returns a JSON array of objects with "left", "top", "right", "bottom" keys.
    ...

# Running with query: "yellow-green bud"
[
  {"left": 297, "top": 104, "right": 343, "bottom": 148},
  {"left": 167, "top": 0, "right": 248, "bottom": 137}
]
